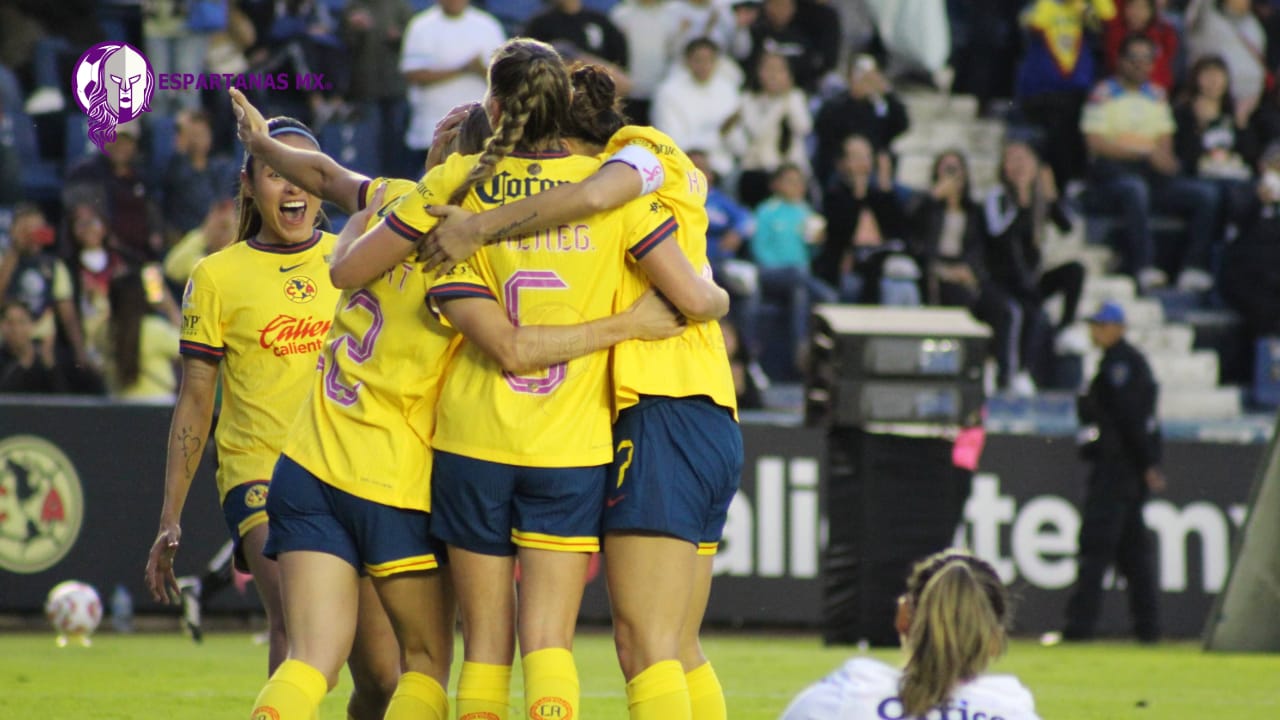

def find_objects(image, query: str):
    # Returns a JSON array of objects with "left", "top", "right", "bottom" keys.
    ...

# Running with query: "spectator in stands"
[
  {"left": 1015, "top": 0, "right": 1116, "bottom": 186},
  {"left": 752, "top": 163, "right": 838, "bottom": 372},
  {"left": 949, "top": 0, "right": 1023, "bottom": 115},
  {"left": 812, "top": 54, "right": 909, "bottom": 188},
  {"left": 665, "top": 0, "right": 746, "bottom": 66},
  {"left": 1103, "top": 0, "right": 1180, "bottom": 91},
  {"left": 0, "top": 300, "right": 68, "bottom": 393},
  {"left": 341, "top": 0, "right": 416, "bottom": 179},
  {"left": 399, "top": 0, "right": 505, "bottom": 175},
  {"left": 984, "top": 137, "right": 1086, "bottom": 355},
  {"left": 1174, "top": 54, "right": 1259, "bottom": 233},
  {"left": 64, "top": 122, "right": 165, "bottom": 264},
  {"left": 0, "top": 204, "right": 91, "bottom": 372},
  {"left": 100, "top": 268, "right": 181, "bottom": 401},
  {"left": 261, "top": 0, "right": 350, "bottom": 121},
  {"left": 728, "top": 50, "right": 813, "bottom": 207},
  {"left": 163, "top": 194, "right": 236, "bottom": 286},
  {"left": 63, "top": 202, "right": 126, "bottom": 369},
  {"left": 1185, "top": 0, "right": 1268, "bottom": 123},
  {"left": 652, "top": 37, "right": 742, "bottom": 178},
  {"left": 815, "top": 134, "right": 910, "bottom": 303},
  {"left": 525, "top": 0, "right": 630, "bottom": 79},
  {"left": 162, "top": 109, "right": 232, "bottom": 242},
  {"left": 144, "top": 0, "right": 213, "bottom": 114},
  {"left": 609, "top": 0, "right": 672, "bottom": 124},
  {"left": 911, "top": 149, "right": 1039, "bottom": 395},
  {"left": 690, "top": 146, "right": 766, "bottom": 388},
  {"left": 1220, "top": 142, "right": 1280, "bottom": 337},
  {"left": 735, "top": 0, "right": 841, "bottom": 94},
  {"left": 16, "top": 1, "right": 101, "bottom": 115},
  {"left": 1082, "top": 33, "right": 1220, "bottom": 293},
  {"left": 720, "top": 317, "right": 765, "bottom": 410}
]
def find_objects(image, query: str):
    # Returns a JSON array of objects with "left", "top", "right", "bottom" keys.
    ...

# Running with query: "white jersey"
[{"left": 780, "top": 657, "right": 1040, "bottom": 720}]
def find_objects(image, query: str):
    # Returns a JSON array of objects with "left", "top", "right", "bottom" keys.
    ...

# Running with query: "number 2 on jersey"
[
  {"left": 323, "top": 289, "right": 384, "bottom": 406},
  {"left": 503, "top": 269, "right": 568, "bottom": 395}
]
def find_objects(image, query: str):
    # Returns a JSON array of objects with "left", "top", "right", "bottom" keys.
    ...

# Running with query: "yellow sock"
[
  {"left": 383, "top": 671, "right": 448, "bottom": 720},
  {"left": 686, "top": 662, "right": 726, "bottom": 720},
  {"left": 457, "top": 661, "right": 512, "bottom": 720},
  {"left": 251, "top": 659, "right": 327, "bottom": 720},
  {"left": 626, "top": 660, "right": 690, "bottom": 720},
  {"left": 522, "top": 648, "right": 579, "bottom": 720}
]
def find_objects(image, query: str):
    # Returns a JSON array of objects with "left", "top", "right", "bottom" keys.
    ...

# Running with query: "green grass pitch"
[{"left": 0, "top": 629, "right": 1276, "bottom": 718}]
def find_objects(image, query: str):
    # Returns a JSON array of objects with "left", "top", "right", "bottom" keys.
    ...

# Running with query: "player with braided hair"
[
  {"left": 417, "top": 65, "right": 740, "bottom": 720},
  {"left": 781, "top": 550, "right": 1040, "bottom": 720}
]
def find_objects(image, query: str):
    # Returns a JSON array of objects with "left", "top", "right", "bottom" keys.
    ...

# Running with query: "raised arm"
[
  {"left": 418, "top": 161, "right": 644, "bottom": 271},
  {"left": 437, "top": 289, "right": 683, "bottom": 374},
  {"left": 145, "top": 356, "right": 219, "bottom": 604},
  {"left": 230, "top": 88, "right": 368, "bottom": 214}
]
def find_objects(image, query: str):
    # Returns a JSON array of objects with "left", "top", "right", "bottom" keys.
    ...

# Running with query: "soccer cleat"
[{"left": 177, "top": 576, "right": 203, "bottom": 643}]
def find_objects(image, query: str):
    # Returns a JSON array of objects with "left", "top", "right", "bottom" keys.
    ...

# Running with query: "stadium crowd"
[{"left": 3, "top": 0, "right": 1280, "bottom": 405}]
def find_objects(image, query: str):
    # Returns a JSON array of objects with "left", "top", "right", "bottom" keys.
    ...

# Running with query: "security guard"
[{"left": 1063, "top": 301, "right": 1165, "bottom": 643}]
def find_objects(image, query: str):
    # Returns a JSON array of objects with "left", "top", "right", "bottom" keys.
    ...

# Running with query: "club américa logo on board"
[
  {"left": 71, "top": 42, "right": 331, "bottom": 152},
  {"left": 0, "top": 435, "right": 84, "bottom": 574}
]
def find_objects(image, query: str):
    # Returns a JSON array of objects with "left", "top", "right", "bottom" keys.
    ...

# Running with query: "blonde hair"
[
  {"left": 234, "top": 117, "right": 322, "bottom": 244},
  {"left": 446, "top": 39, "right": 572, "bottom": 206},
  {"left": 899, "top": 551, "right": 1009, "bottom": 717}
]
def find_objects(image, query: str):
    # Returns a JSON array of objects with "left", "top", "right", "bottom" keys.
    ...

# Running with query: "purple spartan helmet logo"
[{"left": 72, "top": 42, "right": 155, "bottom": 152}]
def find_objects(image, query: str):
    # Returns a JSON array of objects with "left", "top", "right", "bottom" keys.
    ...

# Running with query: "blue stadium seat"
[
  {"left": 1253, "top": 337, "right": 1280, "bottom": 409},
  {"left": 62, "top": 114, "right": 96, "bottom": 170},
  {"left": 146, "top": 113, "right": 178, "bottom": 186}
]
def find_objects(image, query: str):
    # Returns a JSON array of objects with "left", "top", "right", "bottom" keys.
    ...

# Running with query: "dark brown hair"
[
  {"left": 107, "top": 270, "right": 148, "bottom": 388},
  {"left": 565, "top": 63, "right": 628, "bottom": 146}
]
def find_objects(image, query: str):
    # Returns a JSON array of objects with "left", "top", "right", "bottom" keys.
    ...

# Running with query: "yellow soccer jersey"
[
  {"left": 180, "top": 231, "right": 341, "bottom": 500},
  {"left": 387, "top": 150, "right": 678, "bottom": 467},
  {"left": 603, "top": 125, "right": 738, "bottom": 420},
  {"left": 283, "top": 178, "right": 458, "bottom": 512}
]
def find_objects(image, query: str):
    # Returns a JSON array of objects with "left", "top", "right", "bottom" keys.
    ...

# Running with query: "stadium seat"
[
  {"left": 62, "top": 114, "right": 96, "bottom": 170},
  {"left": 146, "top": 114, "right": 178, "bottom": 187},
  {"left": 1252, "top": 337, "right": 1280, "bottom": 409},
  {"left": 317, "top": 109, "right": 381, "bottom": 179}
]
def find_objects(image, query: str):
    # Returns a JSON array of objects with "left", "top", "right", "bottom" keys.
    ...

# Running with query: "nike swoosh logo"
[
  {"left": 279, "top": 262, "right": 306, "bottom": 273},
  {"left": 606, "top": 495, "right": 626, "bottom": 508}
]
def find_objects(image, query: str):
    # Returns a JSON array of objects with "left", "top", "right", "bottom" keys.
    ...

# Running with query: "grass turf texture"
[{"left": 0, "top": 630, "right": 1276, "bottom": 718}]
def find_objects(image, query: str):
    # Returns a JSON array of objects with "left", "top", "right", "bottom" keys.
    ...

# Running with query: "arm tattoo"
[
  {"left": 487, "top": 212, "right": 539, "bottom": 242},
  {"left": 178, "top": 425, "right": 203, "bottom": 478}
]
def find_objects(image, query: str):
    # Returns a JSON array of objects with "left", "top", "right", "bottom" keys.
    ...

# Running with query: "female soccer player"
[
  {"left": 143, "top": 117, "right": 399, "bottom": 720},
  {"left": 418, "top": 67, "right": 741, "bottom": 720},
  {"left": 780, "top": 550, "right": 1040, "bottom": 720},
  {"left": 229, "top": 85, "right": 690, "bottom": 720},
  {"left": 325, "top": 39, "right": 729, "bottom": 720}
]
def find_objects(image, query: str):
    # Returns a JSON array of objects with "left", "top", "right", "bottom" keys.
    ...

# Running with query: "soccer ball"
[{"left": 44, "top": 581, "right": 102, "bottom": 646}]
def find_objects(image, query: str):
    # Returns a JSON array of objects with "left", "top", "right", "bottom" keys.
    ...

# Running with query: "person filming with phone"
[{"left": 99, "top": 265, "right": 182, "bottom": 401}]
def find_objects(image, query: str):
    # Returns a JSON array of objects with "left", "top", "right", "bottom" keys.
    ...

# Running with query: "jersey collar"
[
  {"left": 247, "top": 230, "right": 322, "bottom": 254},
  {"left": 511, "top": 146, "right": 571, "bottom": 159}
]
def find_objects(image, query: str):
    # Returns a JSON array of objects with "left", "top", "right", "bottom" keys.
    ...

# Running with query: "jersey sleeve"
[
  {"left": 624, "top": 200, "right": 678, "bottom": 261},
  {"left": 179, "top": 261, "right": 224, "bottom": 361},
  {"left": 427, "top": 260, "right": 497, "bottom": 303},
  {"left": 383, "top": 154, "right": 474, "bottom": 241},
  {"left": 778, "top": 679, "right": 844, "bottom": 720}
]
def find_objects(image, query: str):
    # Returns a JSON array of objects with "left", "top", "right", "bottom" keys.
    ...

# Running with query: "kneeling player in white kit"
[{"left": 781, "top": 550, "right": 1040, "bottom": 720}]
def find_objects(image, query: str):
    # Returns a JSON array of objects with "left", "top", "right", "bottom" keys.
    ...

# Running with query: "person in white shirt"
[
  {"left": 399, "top": 0, "right": 505, "bottom": 172},
  {"left": 652, "top": 36, "right": 743, "bottom": 178},
  {"left": 780, "top": 550, "right": 1041, "bottom": 720},
  {"left": 610, "top": 0, "right": 678, "bottom": 125}
]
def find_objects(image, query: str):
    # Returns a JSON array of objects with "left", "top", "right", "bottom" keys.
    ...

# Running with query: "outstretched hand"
[
  {"left": 229, "top": 87, "right": 268, "bottom": 149},
  {"left": 416, "top": 205, "right": 482, "bottom": 275}
]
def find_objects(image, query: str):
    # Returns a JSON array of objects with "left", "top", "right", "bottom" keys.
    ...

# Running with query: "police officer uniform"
[{"left": 1064, "top": 302, "right": 1161, "bottom": 642}]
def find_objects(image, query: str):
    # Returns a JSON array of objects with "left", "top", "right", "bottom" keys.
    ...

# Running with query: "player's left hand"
[
  {"left": 229, "top": 87, "right": 269, "bottom": 149},
  {"left": 417, "top": 205, "right": 481, "bottom": 275}
]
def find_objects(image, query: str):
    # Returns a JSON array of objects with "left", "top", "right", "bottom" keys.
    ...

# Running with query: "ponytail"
[
  {"left": 446, "top": 39, "right": 571, "bottom": 207},
  {"left": 898, "top": 552, "right": 1008, "bottom": 717}
]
